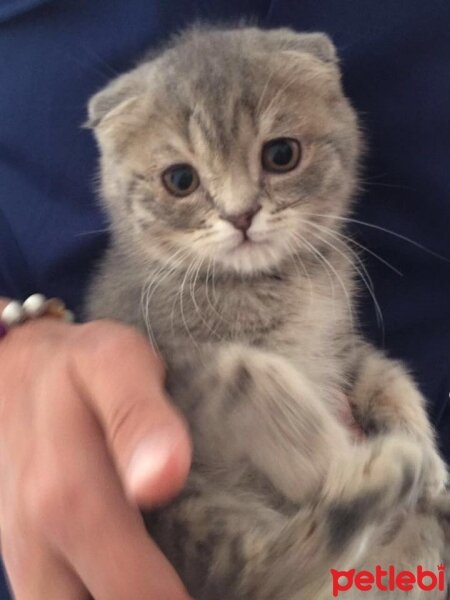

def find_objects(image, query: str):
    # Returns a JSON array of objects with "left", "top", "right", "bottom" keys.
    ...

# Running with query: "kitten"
[{"left": 85, "top": 26, "right": 449, "bottom": 600}]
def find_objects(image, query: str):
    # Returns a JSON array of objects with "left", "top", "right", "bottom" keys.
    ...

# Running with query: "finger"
[
  {"left": 73, "top": 323, "right": 192, "bottom": 506},
  {"left": 43, "top": 396, "right": 190, "bottom": 600},
  {"left": 2, "top": 529, "right": 88, "bottom": 600}
]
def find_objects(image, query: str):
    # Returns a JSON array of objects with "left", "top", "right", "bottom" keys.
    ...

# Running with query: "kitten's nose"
[{"left": 223, "top": 205, "right": 261, "bottom": 233}]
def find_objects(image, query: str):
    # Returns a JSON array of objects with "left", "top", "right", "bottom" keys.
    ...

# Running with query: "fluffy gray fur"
[{"left": 85, "top": 26, "right": 449, "bottom": 599}]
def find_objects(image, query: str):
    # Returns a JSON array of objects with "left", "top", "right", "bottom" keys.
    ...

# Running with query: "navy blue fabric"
[{"left": 0, "top": 1, "right": 449, "bottom": 596}]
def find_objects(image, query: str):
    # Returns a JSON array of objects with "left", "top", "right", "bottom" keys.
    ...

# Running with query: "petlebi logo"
[{"left": 330, "top": 564, "right": 446, "bottom": 597}]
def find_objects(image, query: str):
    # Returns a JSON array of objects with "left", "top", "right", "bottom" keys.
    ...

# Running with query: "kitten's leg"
[
  {"left": 172, "top": 343, "right": 353, "bottom": 503},
  {"left": 148, "top": 457, "right": 426, "bottom": 600},
  {"left": 346, "top": 339, "right": 448, "bottom": 497},
  {"left": 171, "top": 344, "right": 426, "bottom": 506}
]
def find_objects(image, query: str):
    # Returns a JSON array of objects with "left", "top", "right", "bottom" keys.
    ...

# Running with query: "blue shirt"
[{"left": 1, "top": 1, "right": 449, "bottom": 596}]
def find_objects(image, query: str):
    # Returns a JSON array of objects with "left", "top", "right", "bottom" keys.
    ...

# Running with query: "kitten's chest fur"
[
  {"left": 92, "top": 248, "right": 354, "bottom": 404},
  {"left": 151, "top": 271, "right": 291, "bottom": 346}
]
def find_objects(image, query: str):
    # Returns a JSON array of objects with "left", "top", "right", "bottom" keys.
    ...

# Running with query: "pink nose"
[{"left": 223, "top": 205, "right": 261, "bottom": 232}]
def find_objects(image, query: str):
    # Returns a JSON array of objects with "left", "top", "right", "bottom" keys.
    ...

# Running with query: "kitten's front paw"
[
  {"left": 364, "top": 434, "right": 426, "bottom": 511},
  {"left": 324, "top": 433, "right": 426, "bottom": 515},
  {"left": 421, "top": 444, "right": 448, "bottom": 499}
]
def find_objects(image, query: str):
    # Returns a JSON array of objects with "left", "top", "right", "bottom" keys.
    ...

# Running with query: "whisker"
[
  {"left": 359, "top": 179, "right": 413, "bottom": 192},
  {"left": 302, "top": 219, "right": 402, "bottom": 277},
  {"left": 284, "top": 237, "right": 318, "bottom": 319},
  {"left": 203, "top": 258, "right": 233, "bottom": 334},
  {"left": 78, "top": 45, "right": 121, "bottom": 78},
  {"left": 258, "top": 63, "right": 304, "bottom": 121},
  {"left": 168, "top": 252, "right": 196, "bottom": 337},
  {"left": 301, "top": 212, "right": 450, "bottom": 263},
  {"left": 189, "top": 256, "right": 223, "bottom": 339},
  {"left": 141, "top": 271, "right": 161, "bottom": 350},
  {"left": 301, "top": 220, "right": 375, "bottom": 291},
  {"left": 291, "top": 231, "right": 356, "bottom": 335},
  {"left": 177, "top": 256, "right": 201, "bottom": 348},
  {"left": 141, "top": 246, "right": 191, "bottom": 348},
  {"left": 305, "top": 226, "right": 385, "bottom": 341},
  {"left": 75, "top": 227, "right": 111, "bottom": 237}
]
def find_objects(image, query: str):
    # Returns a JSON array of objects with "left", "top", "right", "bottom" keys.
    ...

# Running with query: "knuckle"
[
  {"left": 103, "top": 326, "right": 148, "bottom": 356},
  {"left": 106, "top": 395, "right": 144, "bottom": 451},
  {"left": 77, "top": 320, "right": 148, "bottom": 361}
]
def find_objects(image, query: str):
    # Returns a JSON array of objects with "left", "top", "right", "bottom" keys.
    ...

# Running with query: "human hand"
[{"left": 0, "top": 299, "right": 192, "bottom": 599}]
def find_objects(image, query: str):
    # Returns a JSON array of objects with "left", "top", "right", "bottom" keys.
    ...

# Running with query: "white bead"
[
  {"left": 23, "top": 293, "right": 47, "bottom": 318},
  {"left": 63, "top": 310, "right": 75, "bottom": 323},
  {"left": 2, "top": 301, "right": 25, "bottom": 327}
]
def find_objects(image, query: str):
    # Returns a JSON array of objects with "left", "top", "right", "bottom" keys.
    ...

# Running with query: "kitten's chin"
[{"left": 214, "top": 239, "right": 287, "bottom": 275}]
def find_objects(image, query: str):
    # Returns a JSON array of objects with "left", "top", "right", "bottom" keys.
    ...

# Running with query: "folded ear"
[
  {"left": 269, "top": 29, "right": 338, "bottom": 64},
  {"left": 86, "top": 67, "right": 146, "bottom": 129},
  {"left": 291, "top": 32, "right": 337, "bottom": 63}
]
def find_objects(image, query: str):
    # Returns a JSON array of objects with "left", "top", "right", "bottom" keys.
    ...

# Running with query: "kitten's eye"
[
  {"left": 162, "top": 164, "right": 199, "bottom": 197},
  {"left": 262, "top": 138, "right": 301, "bottom": 173}
]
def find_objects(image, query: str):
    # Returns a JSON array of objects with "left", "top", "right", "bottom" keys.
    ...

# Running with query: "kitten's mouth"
[
  {"left": 227, "top": 234, "right": 271, "bottom": 257},
  {"left": 216, "top": 227, "right": 279, "bottom": 260},
  {"left": 245, "top": 227, "right": 274, "bottom": 244},
  {"left": 236, "top": 235, "right": 265, "bottom": 249}
]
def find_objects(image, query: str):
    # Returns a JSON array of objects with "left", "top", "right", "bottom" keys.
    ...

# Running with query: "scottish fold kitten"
[{"left": 85, "top": 26, "right": 449, "bottom": 599}]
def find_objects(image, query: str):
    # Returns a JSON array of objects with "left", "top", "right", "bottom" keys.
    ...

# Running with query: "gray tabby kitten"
[{"left": 85, "top": 26, "right": 449, "bottom": 600}]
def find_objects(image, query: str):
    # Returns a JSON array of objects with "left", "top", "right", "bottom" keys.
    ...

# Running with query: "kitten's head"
[{"left": 88, "top": 26, "right": 361, "bottom": 276}]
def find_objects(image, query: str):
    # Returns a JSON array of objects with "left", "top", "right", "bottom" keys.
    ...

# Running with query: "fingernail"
[{"left": 126, "top": 429, "right": 179, "bottom": 494}]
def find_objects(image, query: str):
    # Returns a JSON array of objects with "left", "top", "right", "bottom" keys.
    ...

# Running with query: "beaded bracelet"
[{"left": 0, "top": 294, "right": 74, "bottom": 339}]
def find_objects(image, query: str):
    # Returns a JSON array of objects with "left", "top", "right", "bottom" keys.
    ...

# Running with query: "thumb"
[
  {"left": 125, "top": 420, "right": 192, "bottom": 507},
  {"left": 73, "top": 323, "right": 192, "bottom": 507}
]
